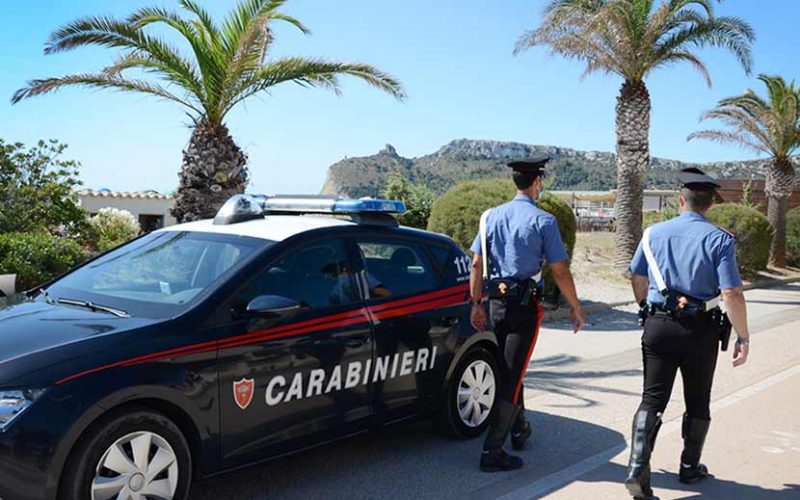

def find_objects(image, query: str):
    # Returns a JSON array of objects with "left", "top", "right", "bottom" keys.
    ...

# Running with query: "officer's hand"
[
  {"left": 471, "top": 304, "right": 487, "bottom": 331},
  {"left": 733, "top": 341, "right": 749, "bottom": 367},
  {"left": 570, "top": 305, "right": 585, "bottom": 334}
]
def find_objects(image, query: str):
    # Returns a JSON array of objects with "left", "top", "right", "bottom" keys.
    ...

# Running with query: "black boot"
[
  {"left": 480, "top": 400, "right": 523, "bottom": 472},
  {"left": 625, "top": 410, "right": 661, "bottom": 500},
  {"left": 679, "top": 414, "right": 712, "bottom": 484},
  {"left": 511, "top": 420, "right": 532, "bottom": 451},
  {"left": 480, "top": 449, "right": 524, "bottom": 472},
  {"left": 511, "top": 400, "right": 532, "bottom": 451}
]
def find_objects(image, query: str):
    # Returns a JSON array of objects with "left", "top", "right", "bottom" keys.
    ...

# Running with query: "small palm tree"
[
  {"left": 689, "top": 75, "right": 800, "bottom": 267},
  {"left": 515, "top": 0, "right": 754, "bottom": 273},
  {"left": 12, "top": 0, "right": 406, "bottom": 222}
]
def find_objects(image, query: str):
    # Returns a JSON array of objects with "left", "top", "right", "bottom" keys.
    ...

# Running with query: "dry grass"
[{"left": 571, "top": 232, "right": 629, "bottom": 285}]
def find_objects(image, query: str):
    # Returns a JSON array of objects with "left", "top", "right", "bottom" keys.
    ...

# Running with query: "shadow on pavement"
[
  {"left": 563, "top": 461, "right": 800, "bottom": 499},
  {"left": 189, "top": 411, "right": 624, "bottom": 500},
  {"left": 523, "top": 354, "right": 641, "bottom": 407},
  {"left": 548, "top": 307, "right": 642, "bottom": 332}
]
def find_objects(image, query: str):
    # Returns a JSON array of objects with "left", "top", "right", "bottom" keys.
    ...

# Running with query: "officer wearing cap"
[
  {"left": 469, "top": 154, "right": 584, "bottom": 472},
  {"left": 624, "top": 168, "right": 751, "bottom": 499}
]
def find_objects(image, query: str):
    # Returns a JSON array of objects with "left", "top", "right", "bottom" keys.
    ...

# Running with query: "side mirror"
[
  {"left": 0, "top": 274, "right": 16, "bottom": 298},
  {"left": 244, "top": 295, "right": 302, "bottom": 319}
]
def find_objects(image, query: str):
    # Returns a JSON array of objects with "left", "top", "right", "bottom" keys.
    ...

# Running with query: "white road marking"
[{"left": 496, "top": 363, "right": 800, "bottom": 500}]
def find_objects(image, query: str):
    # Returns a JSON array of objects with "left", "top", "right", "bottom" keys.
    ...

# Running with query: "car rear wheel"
[
  {"left": 441, "top": 347, "right": 498, "bottom": 438},
  {"left": 61, "top": 410, "right": 192, "bottom": 500}
]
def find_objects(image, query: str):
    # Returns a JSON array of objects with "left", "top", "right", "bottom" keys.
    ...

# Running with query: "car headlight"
[{"left": 0, "top": 389, "right": 46, "bottom": 433}]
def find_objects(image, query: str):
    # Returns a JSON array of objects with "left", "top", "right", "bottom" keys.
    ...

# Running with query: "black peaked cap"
[
  {"left": 507, "top": 153, "right": 551, "bottom": 174},
  {"left": 678, "top": 167, "right": 720, "bottom": 189}
]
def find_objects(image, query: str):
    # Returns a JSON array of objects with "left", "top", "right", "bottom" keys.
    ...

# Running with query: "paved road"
[{"left": 191, "top": 284, "right": 800, "bottom": 499}]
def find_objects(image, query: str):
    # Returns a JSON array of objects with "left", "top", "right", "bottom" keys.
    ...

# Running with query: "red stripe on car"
[{"left": 56, "top": 285, "right": 469, "bottom": 385}]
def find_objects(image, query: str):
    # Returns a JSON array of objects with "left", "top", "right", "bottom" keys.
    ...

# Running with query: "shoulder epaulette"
[{"left": 716, "top": 226, "right": 736, "bottom": 239}]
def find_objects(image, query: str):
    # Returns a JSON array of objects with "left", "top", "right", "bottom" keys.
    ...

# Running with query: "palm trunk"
[
  {"left": 172, "top": 121, "right": 249, "bottom": 223},
  {"left": 613, "top": 80, "right": 651, "bottom": 274},
  {"left": 765, "top": 157, "right": 795, "bottom": 267}
]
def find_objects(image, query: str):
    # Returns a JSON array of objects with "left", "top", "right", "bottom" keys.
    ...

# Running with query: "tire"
[
  {"left": 440, "top": 347, "right": 498, "bottom": 438},
  {"left": 61, "top": 409, "right": 192, "bottom": 500}
]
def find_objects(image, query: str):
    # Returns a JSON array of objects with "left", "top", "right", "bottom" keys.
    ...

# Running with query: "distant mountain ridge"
[{"left": 321, "top": 138, "right": 769, "bottom": 198}]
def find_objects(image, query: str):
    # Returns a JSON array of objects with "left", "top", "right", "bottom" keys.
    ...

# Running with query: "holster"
[
  {"left": 713, "top": 308, "right": 733, "bottom": 351},
  {"left": 487, "top": 278, "right": 539, "bottom": 306}
]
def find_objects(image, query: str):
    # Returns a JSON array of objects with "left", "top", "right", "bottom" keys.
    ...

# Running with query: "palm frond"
[
  {"left": 652, "top": 50, "right": 711, "bottom": 86},
  {"left": 691, "top": 74, "right": 800, "bottom": 159},
  {"left": 44, "top": 15, "right": 140, "bottom": 54},
  {"left": 15, "top": 0, "right": 405, "bottom": 125},
  {"left": 11, "top": 73, "right": 201, "bottom": 114},
  {"left": 518, "top": 0, "right": 754, "bottom": 83},
  {"left": 687, "top": 129, "right": 767, "bottom": 155},
  {"left": 225, "top": 57, "right": 406, "bottom": 115}
]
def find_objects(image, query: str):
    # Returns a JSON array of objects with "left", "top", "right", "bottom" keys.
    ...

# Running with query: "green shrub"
[
  {"left": 706, "top": 203, "right": 773, "bottom": 277},
  {"left": 643, "top": 211, "right": 662, "bottom": 228},
  {"left": 87, "top": 207, "right": 140, "bottom": 252},
  {"left": 428, "top": 179, "right": 576, "bottom": 295},
  {"left": 428, "top": 179, "right": 513, "bottom": 250},
  {"left": 383, "top": 173, "right": 435, "bottom": 229},
  {"left": 786, "top": 207, "right": 800, "bottom": 266},
  {"left": 0, "top": 232, "right": 87, "bottom": 291}
]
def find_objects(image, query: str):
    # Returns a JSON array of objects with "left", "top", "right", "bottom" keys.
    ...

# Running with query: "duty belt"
[{"left": 641, "top": 226, "right": 721, "bottom": 317}]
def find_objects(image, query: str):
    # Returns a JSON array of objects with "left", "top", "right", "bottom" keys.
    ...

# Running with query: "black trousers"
[
  {"left": 638, "top": 313, "right": 719, "bottom": 420},
  {"left": 483, "top": 298, "right": 542, "bottom": 451}
]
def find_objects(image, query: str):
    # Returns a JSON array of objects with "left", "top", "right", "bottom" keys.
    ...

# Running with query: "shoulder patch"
[{"left": 715, "top": 226, "right": 736, "bottom": 239}]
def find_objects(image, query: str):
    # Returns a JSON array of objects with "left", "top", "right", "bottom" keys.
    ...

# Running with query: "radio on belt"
[{"left": 213, "top": 194, "right": 406, "bottom": 225}]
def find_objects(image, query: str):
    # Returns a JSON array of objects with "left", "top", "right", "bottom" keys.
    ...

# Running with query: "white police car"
[{"left": 0, "top": 195, "right": 499, "bottom": 500}]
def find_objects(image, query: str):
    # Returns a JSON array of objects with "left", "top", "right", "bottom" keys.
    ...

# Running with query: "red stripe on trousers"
[{"left": 512, "top": 304, "right": 544, "bottom": 405}]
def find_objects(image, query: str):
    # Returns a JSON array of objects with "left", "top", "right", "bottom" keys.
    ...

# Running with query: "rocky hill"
[{"left": 321, "top": 139, "right": 768, "bottom": 198}]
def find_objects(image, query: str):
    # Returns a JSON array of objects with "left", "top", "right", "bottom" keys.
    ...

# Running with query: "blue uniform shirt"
[
  {"left": 630, "top": 211, "right": 743, "bottom": 304},
  {"left": 470, "top": 194, "right": 569, "bottom": 281}
]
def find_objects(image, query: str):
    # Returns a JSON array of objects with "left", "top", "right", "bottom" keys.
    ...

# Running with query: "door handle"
[
  {"left": 345, "top": 336, "right": 372, "bottom": 348},
  {"left": 442, "top": 316, "right": 460, "bottom": 327}
]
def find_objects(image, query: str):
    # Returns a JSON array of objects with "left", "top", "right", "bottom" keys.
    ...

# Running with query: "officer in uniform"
[
  {"left": 469, "top": 154, "right": 585, "bottom": 472},
  {"left": 625, "top": 168, "right": 751, "bottom": 499}
]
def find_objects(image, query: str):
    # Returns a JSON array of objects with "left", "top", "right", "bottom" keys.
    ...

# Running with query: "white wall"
[{"left": 78, "top": 195, "right": 177, "bottom": 227}]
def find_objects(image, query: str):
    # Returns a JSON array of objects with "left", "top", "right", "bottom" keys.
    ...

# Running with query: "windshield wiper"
[
  {"left": 56, "top": 298, "right": 131, "bottom": 318},
  {"left": 26, "top": 286, "right": 54, "bottom": 304}
]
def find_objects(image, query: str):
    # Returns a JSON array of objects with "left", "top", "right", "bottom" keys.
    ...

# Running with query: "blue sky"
[{"left": 1, "top": 0, "right": 797, "bottom": 194}]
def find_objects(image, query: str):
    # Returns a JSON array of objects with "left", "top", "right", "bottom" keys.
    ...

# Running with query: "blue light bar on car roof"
[{"left": 213, "top": 194, "right": 406, "bottom": 225}]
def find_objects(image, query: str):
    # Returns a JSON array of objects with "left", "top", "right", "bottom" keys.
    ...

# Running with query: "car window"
[
  {"left": 356, "top": 239, "right": 437, "bottom": 297},
  {"left": 48, "top": 231, "right": 265, "bottom": 317},
  {"left": 237, "top": 238, "right": 358, "bottom": 309}
]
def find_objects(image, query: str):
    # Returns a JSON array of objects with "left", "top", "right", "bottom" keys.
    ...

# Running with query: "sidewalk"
[{"left": 545, "top": 366, "right": 800, "bottom": 499}]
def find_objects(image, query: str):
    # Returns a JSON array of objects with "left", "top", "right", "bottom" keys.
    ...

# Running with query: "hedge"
[
  {"left": 428, "top": 179, "right": 576, "bottom": 295},
  {"left": 786, "top": 207, "right": 800, "bottom": 266},
  {"left": 0, "top": 232, "right": 87, "bottom": 291},
  {"left": 706, "top": 203, "right": 773, "bottom": 277},
  {"left": 87, "top": 207, "right": 141, "bottom": 252}
]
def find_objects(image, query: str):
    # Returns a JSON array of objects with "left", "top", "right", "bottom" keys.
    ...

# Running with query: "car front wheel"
[
  {"left": 441, "top": 347, "right": 498, "bottom": 438},
  {"left": 61, "top": 409, "right": 192, "bottom": 500}
]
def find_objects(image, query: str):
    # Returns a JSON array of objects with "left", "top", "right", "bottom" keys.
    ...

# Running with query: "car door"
[
  {"left": 216, "top": 236, "right": 374, "bottom": 468},
  {"left": 353, "top": 235, "right": 464, "bottom": 421}
]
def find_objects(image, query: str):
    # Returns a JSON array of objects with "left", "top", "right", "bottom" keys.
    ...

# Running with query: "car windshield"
[{"left": 46, "top": 231, "right": 270, "bottom": 318}]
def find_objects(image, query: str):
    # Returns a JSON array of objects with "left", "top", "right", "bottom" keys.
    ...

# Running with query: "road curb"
[{"left": 544, "top": 275, "right": 800, "bottom": 323}]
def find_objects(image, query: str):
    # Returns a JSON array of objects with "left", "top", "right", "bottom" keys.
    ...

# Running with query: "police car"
[{"left": 0, "top": 195, "right": 500, "bottom": 500}]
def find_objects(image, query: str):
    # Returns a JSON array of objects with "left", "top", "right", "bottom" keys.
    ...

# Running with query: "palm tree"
[
  {"left": 689, "top": 75, "right": 800, "bottom": 267},
  {"left": 514, "top": 0, "right": 754, "bottom": 273},
  {"left": 12, "top": 0, "right": 406, "bottom": 222}
]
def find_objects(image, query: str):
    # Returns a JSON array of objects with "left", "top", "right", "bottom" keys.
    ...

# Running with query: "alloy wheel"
[
  {"left": 457, "top": 359, "right": 496, "bottom": 428},
  {"left": 91, "top": 431, "right": 179, "bottom": 500}
]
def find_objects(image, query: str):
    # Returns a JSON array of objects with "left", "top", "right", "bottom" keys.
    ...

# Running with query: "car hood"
[{"left": 0, "top": 300, "right": 158, "bottom": 384}]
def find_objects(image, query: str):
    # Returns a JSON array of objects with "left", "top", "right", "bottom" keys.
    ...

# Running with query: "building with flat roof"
[
  {"left": 550, "top": 189, "right": 678, "bottom": 230},
  {"left": 77, "top": 189, "right": 176, "bottom": 231}
]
